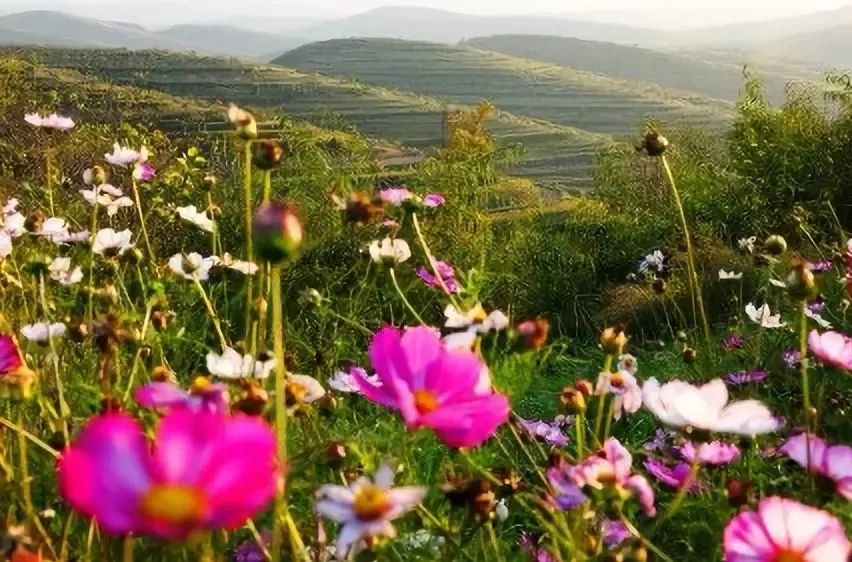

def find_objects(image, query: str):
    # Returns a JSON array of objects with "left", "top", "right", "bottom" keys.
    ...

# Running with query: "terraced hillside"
[
  {"left": 463, "top": 35, "right": 816, "bottom": 104},
  {"left": 275, "top": 38, "right": 735, "bottom": 136},
  {"left": 4, "top": 47, "right": 609, "bottom": 190}
]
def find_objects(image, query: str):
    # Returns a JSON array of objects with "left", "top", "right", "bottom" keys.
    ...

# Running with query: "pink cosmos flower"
[
  {"left": 378, "top": 188, "right": 413, "bottom": 206},
  {"left": 519, "top": 418, "right": 570, "bottom": 448},
  {"left": 135, "top": 379, "right": 229, "bottom": 413},
  {"left": 24, "top": 112, "right": 75, "bottom": 131},
  {"left": 723, "top": 497, "right": 850, "bottom": 562},
  {"left": 723, "top": 334, "right": 745, "bottom": 350},
  {"left": 354, "top": 326, "right": 510, "bottom": 448},
  {"left": 315, "top": 464, "right": 425, "bottom": 559},
  {"left": 423, "top": 193, "right": 445, "bottom": 207},
  {"left": 725, "top": 369, "right": 768, "bottom": 386},
  {"left": 781, "top": 434, "right": 852, "bottom": 500},
  {"left": 58, "top": 409, "right": 277, "bottom": 539},
  {"left": 328, "top": 366, "right": 382, "bottom": 394},
  {"left": 643, "top": 459, "right": 695, "bottom": 490},
  {"left": 595, "top": 369, "right": 642, "bottom": 420},
  {"left": 133, "top": 160, "right": 156, "bottom": 183},
  {"left": 678, "top": 441, "right": 741, "bottom": 466},
  {"left": 808, "top": 330, "right": 852, "bottom": 370},
  {"left": 0, "top": 334, "right": 23, "bottom": 375},
  {"left": 416, "top": 261, "right": 459, "bottom": 294}
]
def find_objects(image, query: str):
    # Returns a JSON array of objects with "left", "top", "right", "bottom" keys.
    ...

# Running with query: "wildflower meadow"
[{"left": 1, "top": 65, "right": 852, "bottom": 562}]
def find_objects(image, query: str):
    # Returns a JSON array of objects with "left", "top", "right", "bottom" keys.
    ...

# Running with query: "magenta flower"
[
  {"left": 572, "top": 439, "right": 656, "bottom": 517},
  {"left": 378, "top": 188, "right": 413, "bottom": 206},
  {"left": 423, "top": 193, "right": 446, "bottom": 208},
  {"left": 355, "top": 326, "right": 510, "bottom": 448},
  {"left": 723, "top": 334, "right": 745, "bottom": 350},
  {"left": 643, "top": 458, "right": 695, "bottom": 490},
  {"left": 678, "top": 441, "right": 741, "bottom": 466},
  {"left": 602, "top": 520, "right": 632, "bottom": 547},
  {"left": 416, "top": 261, "right": 459, "bottom": 294},
  {"left": 546, "top": 462, "right": 588, "bottom": 510},
  {"left": 808, "top": 330, "right": 852, "bottom": 370},
  {"left": 783, "top": 349, "right": 802, "bottom": 369},
  {"left": 135, "top": 379, "right": 229, "bottom": 413},
  {"left": 725, "top": 369, "right": 768, "bottom": 386},
  {"left": 519, "top": 418, "right": 570, "bottom": 448},
  {"left": 781, "top": 434, "right": 852, "bottom": 500},
  {"left": 0, "top": 334, "right": 23, "bottom": 375},
  {"left": 133, "top": 160, "right": 156, "bottom": 183},
  {"left": 808, "top": 259, "right": 832, "bottom": 274},
  {"left": 724, "top": 497, "right": 850, "bottom": 561},
  {"left": 58, "top": 409, "right": 277, "bottom": 539},
  {"left": 807, "top": 297, "right": 826, "bottom": 315}
]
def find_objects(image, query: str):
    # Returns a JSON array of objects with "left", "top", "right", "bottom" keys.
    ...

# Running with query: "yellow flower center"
[
  {"left": 286, "top": 380, "right": 307, "bottom": 405},
  {"left": 469, "top": 305, "right": 488, "bottom": 324},
  {"left": 775, "top": 550, "right": 805, "bottom": 562},
  {"left": 190, "top": 375, "right": 211, "bottom": 395},
  {"left": 413, "top": 389, "right": 439, "bottom": 414},
  {"left": 353, "top": 484, "right": 392, "bottom": 521},
  {"left": 140, "top": 484, "right": 206, "bottom": 525}
]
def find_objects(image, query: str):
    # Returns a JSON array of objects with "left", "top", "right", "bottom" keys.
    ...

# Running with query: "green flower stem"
[
  {"left": 388, "top": 267, "right": 425, "bottom": 325},
  {"left": 593, "top": 354, "right": 613, "bottom": 442},
  {"left": 39, "top": 274, "right": 70, "bottom": 444},
  {"left": 263, "top": 169, "right": 272, "bottom": 203},
  {"left": 575, "top": 412, "right": 585, "bottom": 459},
  {"left": 657, "top": 460, "right": 699, "bottom": 524},
  {"left": 798, "top": 300, "right": 816, "bottom": 488},
  {"left": 130, "top": 178, "right": 156, "bottom": 268},
  {"left": 17, "top": 412, "right": 34, "bottom": 523},
  {"left": 44, "top": 147, "right": 55, "bottom": 216},
  {"left": 620, "top": 513, "right": 673, "bottom": 562},
  {"left": 194, "top": 279, "right": 228, "bottom": 351},
  {"left": 86, "top": 199, "right": 99, "bottom": 326},
  {"left": 245, "top": 519, "right": 272, "bottom": 561},
  {"left": 411, "top": 213, "right": 461, "bottom": 307},
  {"left": 122, "top": 536, "right": 134, "bottom": 562},
  {"left": 269, "top": 264, "right": 309, "bottom": 562},
  {"left": 206, "top": 192, "right": 219, "bottom": 255},
  {"left": 661, "top": 155, "right": 711, "bottom": 342},
  {"left": 243, "top": 141, "right": 255, "bottom": 340}
]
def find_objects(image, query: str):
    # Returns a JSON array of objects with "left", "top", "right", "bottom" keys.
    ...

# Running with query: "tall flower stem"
[
  {"left": 593, "top": 354, "right": 613, "bottom": 441},
  {"left": 130, "top": 178, "right": 155, "bottom": 266},
  {"left": 655, "top": 461, "right": 699, "bottom": 526},
  {"left": 17, "top": 412, "right": 34, "bottom": 523},
  {"left": 194, "top": 279, "right": 228, "bottom": 350},
  {"left": 574, "top": 413, "right": 585, "bottom": 459},
  {"left": 243, "top": 142, "right": 255, "bottom": 340},
  {"left": 660, "top": 156, "right": 710, "bottom": 342},
  {"left": 86, "top": 194, "right": 100, "bottom": 325},
  {"left": 798, "top": 300, "right": 815, "bottom": 487},
  {"left": 269, "top": 264, "right": 308, "bottom": 562},
  {"left": 388, "top": 267, "right": 425, "bottom": 325},
  {"left": 121, "top": 536, "right": 134, "bottom": 562},
  {"left": 411, "top": 213, "right": 461, "bottom": 307},
  {"left": 39, "top": 274, "right": 69, "bottom": 443},
  {"left": 44, "top": 147, "right": 55, "bottom": 216}
]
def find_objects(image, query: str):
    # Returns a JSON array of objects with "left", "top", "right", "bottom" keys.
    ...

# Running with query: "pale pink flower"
[
  {"left": 781, "top": 434, "right": 852, "bottom": 500},
  {"left": 25, "top": 112, "right": 75, "bottom": 131},
  {"left": 808, "top": 330, "right": 852, "bottom": 370}
]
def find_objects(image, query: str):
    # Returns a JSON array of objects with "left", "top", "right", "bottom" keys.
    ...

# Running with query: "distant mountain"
[
  {"left": 464, "top": 35, "right": 816, "bottom": 103},
  {"left": 758, "top": 25, "right": 852, "bottom": 69},
  {"left": 0, "top": 10, "right": 304, "bottom": 59},
  {"left": 276, "top": 38, "right": 733, "bottom": 137},
  {"left": 294, "top": 6, "right": 659, "bottom": 45}
]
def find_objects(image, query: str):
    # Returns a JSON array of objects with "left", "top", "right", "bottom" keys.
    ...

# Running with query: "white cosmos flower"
[
  {"left": 328, "top": 366, "right": 381, "bottom": 394},
  {"left": 176, "top": 205, "right": 215, "bottom": 233},
  {"left": 315, "top": 464, "right": 426, "bottom": 560},
  {"left": 21, "top": 321, "right": 67, "bottom": 342},
  {"left": 167, "top": 253, "right": 219, "bottom": 281},
  {"left": 105, "top": 143, "right": 147, "bottom": 168},
  {"left": 738, "top": 236, "right": 756, "bottom": 254},
  {"left": 805, "top": 308, "right": 832, "bottom": 329},
  {"left": 48, "top": 257, "right": 83, "bottom": 285},
  {"left": 719, "top": 269, "right": 743, "bottom": 280},
  {"left": 2, "top": 198, "right": 18, "bottom": 215},
  {"left": 219, "top": 253, "right": 258, "bottom": 275},
  {"left": 24, "top": 112, "right": 75, "bottom": 131},
  {"left": 52, "top": 229, "right": 89, "bottom": 245},
  {"left": 638, "top": 250, "right": 665, "bottom": 273},
  {"left": 745, "top": 303, "right": 786, "bottom": 329},
  {"left": 287, "top": 374, "right": 327, "bottom": 405},
  {"left": 3, "top": 212, "right": 25, "bottom": 238},
  {"left": 368, "top": 238, "right": 411, "bottom": 264},
  {"left": 642, "top": 377, "right": 781, "bottom": 436},
  {"left": 0, "top": 232, "right": 12, "bottom": 258},
  {"left": 92, "top": 228, "right": 134, "bottom": 257},
  {"left": 206, "top": 347, "right": 276, "bottom": 379},
  {"left": 80, "top": 185, "right": 134, "bottom": 217},
  {"left": 443, "top": 303, "right": 509, "bottom": 332},
  {"left": 38, "top": 217, "right": 69, "bottom": 242}
]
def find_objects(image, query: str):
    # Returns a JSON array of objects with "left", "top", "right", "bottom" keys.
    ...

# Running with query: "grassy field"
[
  {"left": 4, "top": 47, "right": 611, "bottom": 190},
  {"left": 275, "top": 38, "right": 735, "bottom": 136}
]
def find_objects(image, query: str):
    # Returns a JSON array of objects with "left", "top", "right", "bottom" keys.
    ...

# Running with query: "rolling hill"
[
  {"left": 759, "top": 25, "right": 852, "bottom": 69},
  {"left": 0, "top": 10, "right": 305, "bottom": 59},
  {"left": 463, "top": 35, "right": 815, "bottom": 104},
  {"left": 274, "top": 38, "right": 734, "bottom": 136},
  {"left": 4, "top": 47, "right": 610, "bottom": 190}
]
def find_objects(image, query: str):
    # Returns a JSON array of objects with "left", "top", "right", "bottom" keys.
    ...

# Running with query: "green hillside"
[
  {"left": 6, "top": 47, "right": 610, "bottom": 190},
  {"left": 274, "top": 38, "right": 735, "bottom": 136},
  {"left": 463, "top": 35, "right": 813, "bottom": 104}
]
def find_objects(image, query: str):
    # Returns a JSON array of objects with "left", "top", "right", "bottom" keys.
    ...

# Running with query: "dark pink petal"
[
  {"left": 398, "top": 327, "right": 443, "bottom": 386},
  {"left": 418, "top": 393, "right": 509, "bottom": 448},
  {"left": 0, "top": 334, "right": 22, "bottom": 374},
  {"left": 151, "top": 409, "right": 226, "bottom": 485},
  {"left": 625, "top": 474, "right": 656, "bottom": 517},
  {"left": 135, "top": 382, "right": 191, "bottom": 410},
  {"left": 422, "top": 348, "right": 483, "bottom": 399},
  {"left": 57, "top": 413, "right": 151, "bottom": 534},
  {"left": 603, "top": 438, "right": 633, "bottom": 481},
  {"left": 723, "top": 509, "right": 776, "bottom": 560}
]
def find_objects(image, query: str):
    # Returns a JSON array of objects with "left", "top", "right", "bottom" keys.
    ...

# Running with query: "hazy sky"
[{"left": 5, "top": 0, "right": 852, "bottom": 27}]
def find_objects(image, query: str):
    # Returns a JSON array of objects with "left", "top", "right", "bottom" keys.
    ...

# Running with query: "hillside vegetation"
[
  {"left": 464, "top": 35, "right": 814, "bottom": 104},
  {"left": 5, "top": 47, "right": 610, "bottom": 190},
  {"left": 275, "top": 38, "right": 735, "bottom": 136}
]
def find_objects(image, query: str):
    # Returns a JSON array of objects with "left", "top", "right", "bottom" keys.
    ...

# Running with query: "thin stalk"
[
  {"left": 243, "top": 141, "right": 255, "bottom": 340},
  {"left": 86, "top": 191, "right": 99, "bottom": 325},
  {"left": 263, "top": 169, "right": 272, "bottom": 202},
  {"left": 660, "top": 156, "right": 711, "bottom": 342},
  {"left": 574, "top": 413, "right": 585, "bottom": 459},
  {"left": 130, "top": 178, "right": 155, "bottom": 266},
  {"left": 798, "top": 300, "right": 815, "bottom": 489},
  {"left": 39, "top": 274, "right": 70, "bottom": 443},
  {"left": 593, "top": 355, "right": 613, "bottom": 440},
  {"left": 122, "top": 536, "right": 134, "bottom": 562},
  {"left": 206, "top": 193, "right": 219, "bottom": 255},
  {"left": 270, "top": 265, "right": 308, "bottom": 562},
  {"left": 388, "top": 267, "right": 425, "bottom": 325},
  {"left": 656, "top": 461, "right": 699, "bottom": 525},
  {"left": 44, "top": 147, "right": 55, "bottom": 216},
  {"left": 411, "top": 213, "right": 461, "bottom": 306},
  {"left": 194, "top": 279, "right": 228, "bottom": 350}
]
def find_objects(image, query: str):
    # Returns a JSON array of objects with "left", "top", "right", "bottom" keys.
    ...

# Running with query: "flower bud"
[
  {"left": 201, "top": 173, "right": 218, "bottom": 192},
  {"left": 227, "top": 104, "right": 257, "bottom": 140},
  {"left": 24, "top": 210, "right": 44, "bottom": 233},
  {"left": 252, "top": 139, "right": 286, "bottom": 170},
  {"left": 324, "top": 441, "right": 348, "bottom": 467},
  {"left": 151, "top": 365, "right": 176, "bottom": 383},
  {"left": 786, "top": 260, "right": 817, "bottom": 301},
  {"left": 343, "top": 191, "right": 383, "bottom": 224},
  {"left": 151, "top": 310, "right": 175, "bottom": 332},
  {"left": 725, "top": 477, "right": 751, "bottom": 508},
  {"left": 600, "top": 326, "right": 627, "bottom": 356},
  {"left": 682, "top": 348, "right": 697, "bottom": 364},
  {"left": 253, "top": 202, "right": 303, "bottom": 263},
  {"left": 651, "top": 278, "right": 666, "bottom": 294},
  {"left": 625, "top": 541, "right": 648, "bottom": 562},
  {"left": 764, "top": 235, "right": 787, "bottom": 256},
  {"left": 639, "top": 132, "right": 669, "bottom": 157},
  {"left": 516, "top": 318, "right": 550, "bottom": 350},
  {"left": 560, "top": 387, "right": 587, "bottom": 414}
]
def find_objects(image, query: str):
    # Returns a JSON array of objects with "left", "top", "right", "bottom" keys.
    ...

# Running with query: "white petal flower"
[
  {"left": 52, "top": 229, "right": 89, "bottom": 245},
  {"left": 0, "top": 232, "right": 12, "bottom": 258},
  {"left": 25, "top": 112, "right": 75, "bottom": 131},
  {"left": 48, "top": 257, "right": 83, "bottom": 285},
  {"left": 368, "top": 238, "right": 410, "bottom": 264},
  {"left": 104, "top": 143, "right": 147, "bottom": 168},
  {"left": 443, "top": 304, "right": 509, "bottom": 333},
  {"left": 288, "top": 374, "right": 327, "bottom": 405},
  {"left": 805, "top": 308, "right": 832, "bottom": 329},
  {"left": 2, "top": 198, "right": 18, "bottom": 215},
  {"left": 638, "top": 250, "right": 665, "bottom": 273},
  {"left": 642, "top": 377, "right": 780, "bottom": 436},
  {"left": 38, "top": 217, "right": 69, "bottom": 242},
  {"left": 176, "top": 205, "right": 215, "bottom": 233},
  {"left": 92, "top": 228, "right": 134, "bottom": 257},
  {"left": 21, "top": 321, "right": 66, "bottom": 342},
  {"left": 3, "top": 212, "right": 26, "bottom": 238},
  {"left": 745, "top": 303, "right": 786, "bottom": 329},
  {"left": 328, "top": 367, "right": 381, "bottom": 394},
  {"left": 206, "top": 348, "right": 275, "bottom": 379},
  {"left": 220, "top": 253, "right": 259, "bottom": 276},
  {"left": 738, "top": 236, "right": 756, "bottom": 254},
  {"left": 167, "top": 252, "right": 218, "bottom": 281},
  {"left": 719, "top": 269, "right": 743, "bottom": 280},
  {"left": 316, "top": 464, "right": 426, "bottom": 560}
]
